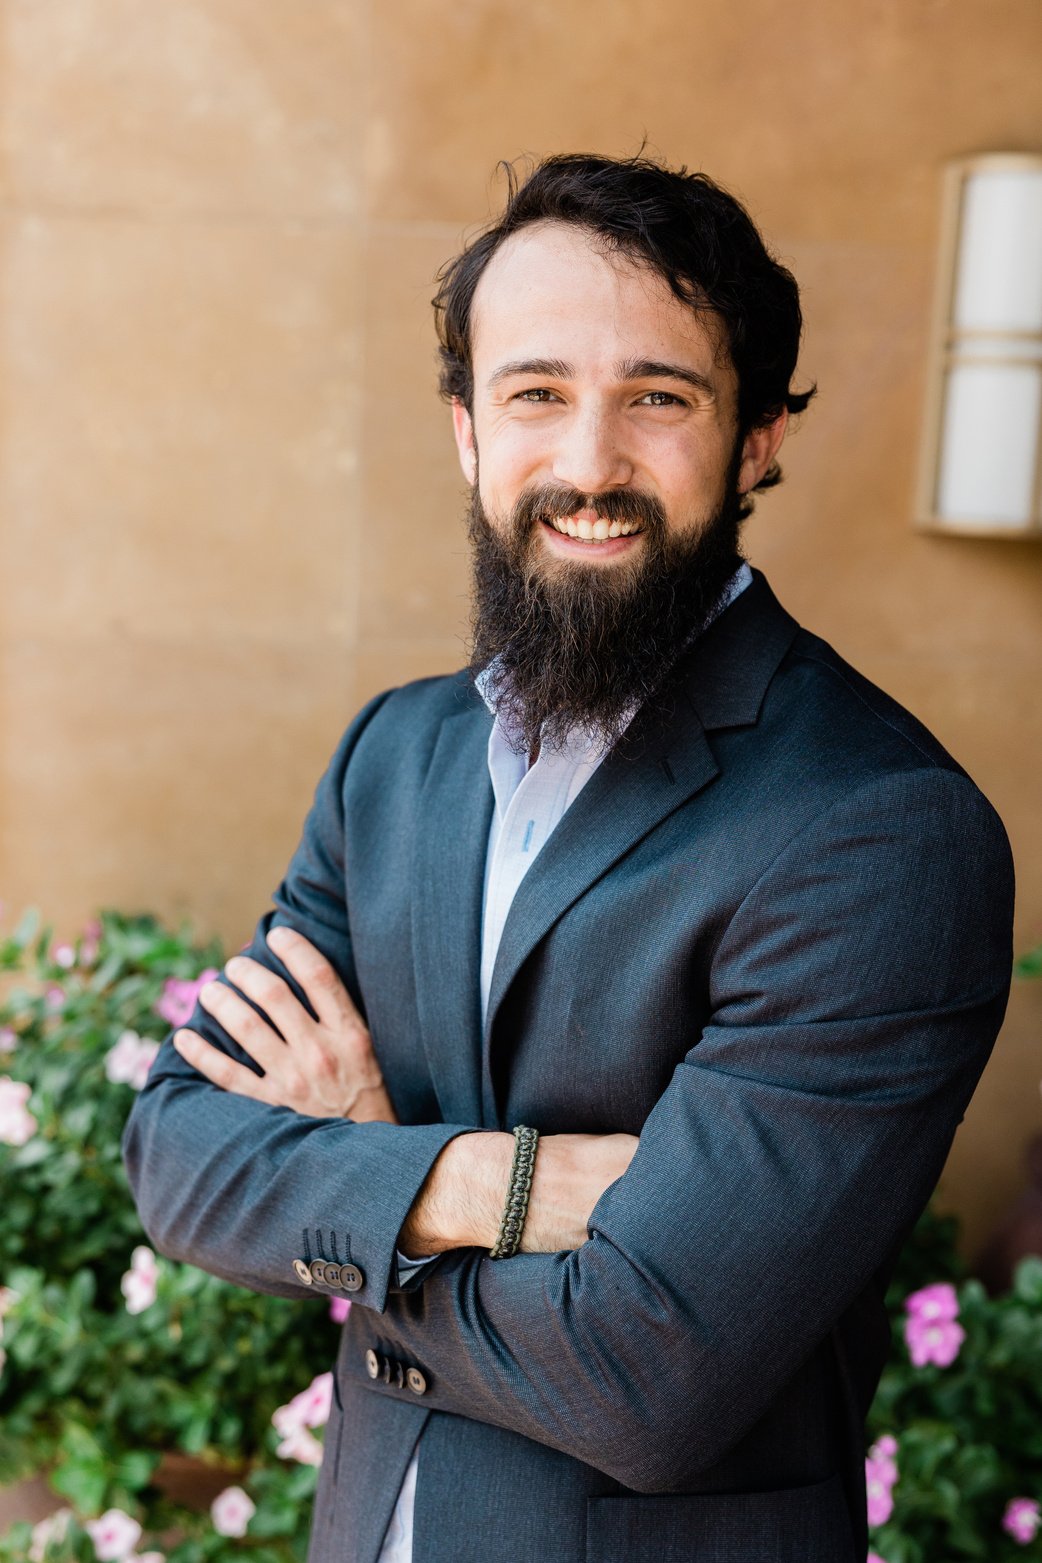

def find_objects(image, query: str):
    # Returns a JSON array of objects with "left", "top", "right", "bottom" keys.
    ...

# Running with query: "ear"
[
  {"left": 736, "top": 408, "right": 789, "bottom": 494},
  {"left": 452, "top": 398, "right": 478, "bottom": 486}
]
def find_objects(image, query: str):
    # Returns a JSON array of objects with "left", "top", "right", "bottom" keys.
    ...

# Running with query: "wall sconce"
[{"left": 916, "top": 153, "right": 1042, "bottom": 538}]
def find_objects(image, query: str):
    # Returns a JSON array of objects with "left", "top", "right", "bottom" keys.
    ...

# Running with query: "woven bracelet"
[{"left": 489, "top": 1124, "right": 540, "bottom": 1260}]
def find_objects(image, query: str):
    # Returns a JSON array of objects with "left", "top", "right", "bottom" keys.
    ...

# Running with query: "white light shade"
[
  {"left": 918, "top": 154, "right": 1042, "bottom": 538},
  {"left": 937, "top": 363, "right": 1042, "bottom": 525},
  {"left": 952, "top": 168, "right": 1042, "bottom": 334}
]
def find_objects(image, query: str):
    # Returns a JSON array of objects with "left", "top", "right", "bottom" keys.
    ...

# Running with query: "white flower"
[
  {"left": 52, "top": 943, "right": 76, "bottom": 969},
  {"left": 211, "top": 1485, "right": 256, "bottom": 1537},
  {"left": 120, "top": 1246, "right": 159, "bottom": 1314},
  {"left": 85, "top": 1508, "right": 142, "bottom": 1561},
  {"left": 0, "top": 1076, "right": 37, "bottom": 1146},
  {"left": 105, "top": 1032, "right": 158, "bottom": 1090},
  {"left": 28, "top": 1508, "right": 72, "bottom": 1563}
]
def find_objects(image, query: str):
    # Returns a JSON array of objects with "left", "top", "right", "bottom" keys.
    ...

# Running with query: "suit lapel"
[
  {"left": 483, "top": 570, "right": 800, "bottom": 1052},
  {"left": 410, "top": 693, "right": 494, "bottom": 1127},
  {"left": 482, "top": 699, "right": 718, "bottom": 1052}
]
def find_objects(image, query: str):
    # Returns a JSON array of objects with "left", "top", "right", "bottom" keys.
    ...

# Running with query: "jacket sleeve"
[
  {"left": 359, "top": 767, "right": 1015, "bottom": 1490},
  {"left": 120, "top": 689, "right": 471, "bottom": 1312}
]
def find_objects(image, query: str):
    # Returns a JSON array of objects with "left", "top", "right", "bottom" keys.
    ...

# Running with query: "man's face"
[{"left": 453, "top": 220, "right": 785, "bottom": 571}]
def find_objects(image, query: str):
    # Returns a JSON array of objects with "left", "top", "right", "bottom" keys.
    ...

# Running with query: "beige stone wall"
[{"left": 1, "top": 0, "right": 1040, "bottom": 1252}]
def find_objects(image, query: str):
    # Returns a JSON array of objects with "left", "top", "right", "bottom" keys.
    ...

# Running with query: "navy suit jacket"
[{"left": 122, "top": 571, "right": 1015, "bottom": 1562}]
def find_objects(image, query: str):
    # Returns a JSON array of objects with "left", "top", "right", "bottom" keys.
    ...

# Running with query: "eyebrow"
[{"left": 486, "top": 355, "right": 716, "bottom": 399}]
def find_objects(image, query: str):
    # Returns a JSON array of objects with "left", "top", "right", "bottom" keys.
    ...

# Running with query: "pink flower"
[
  {"left": 155, "top": 971, "right": 219, "bottom": 1028},
  {"left": 903, "top": 1282, "right": 965, "bottom": 1366},
  {"left": 0, "top": 1076, "right": 37, "bottom": 1146},
  {"left": 105, "top": 1032, "right": 159, "bottom": 1091},
  {"left": 120, "top": 1246, "right": 159, "bottom": 1314},
  {"left": 865, "top": 1431, "right": 899, "bottom": 1527},
  {"left": 0, "top": 1028, "right": 17, "bottom": 1054},
  {"left": 51, "top": 942, "right": 76, "bottom": 969},
  {"left": 1003, "top": 1498, "right": 1041, "bottom": 1545},
  {"left": 867, "top": 1554, "right": 889, "bottom": 1563},
  {"left": 865, "top": 1458, "right": 895, "bottom": 1526},
  {"left": 81, "top": 919, "right": 102, "bottom": 965},
  {"left": 28, "top": 1508, "right": 73, "bottom": 1562},
  {"left": 904, "top": 1312, "right": 965, "bottom": 1367},
  {"left": 329, "top": 1295, "right": 351, "bottom": 1323},
  {"left": 868, "top": 1433, "right": 898, "bottom": 1486},
  {"left": 211, "top": 1485, "right": 256, "bottom": 1538},
  {"left": 271, "top": 1372, "right": 332, "bottom": 1463},
  {"left": 905, "top": 1281, "right": 960, "bottom": 1323},
  {"left": 44, "top": 985, "right": 65, "bottom": 1011},
  {"left": 86, "top": 1508, "right": 142, "bottom": 1561},
  {"left": 275, "top": 1425, "right": 324, "bottom": 1465}
]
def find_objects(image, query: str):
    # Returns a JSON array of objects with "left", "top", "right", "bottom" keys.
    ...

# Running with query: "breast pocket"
[{"left": 585, "top": 1473, "right": 853, "bottom": 1562}]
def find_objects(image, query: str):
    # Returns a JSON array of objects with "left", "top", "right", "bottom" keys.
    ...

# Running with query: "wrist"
[{"left": 399, "top": 1130, "right": 513, "bottom": 1253}]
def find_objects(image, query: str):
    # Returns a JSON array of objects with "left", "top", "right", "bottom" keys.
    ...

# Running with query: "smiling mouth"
[{"left": 542, "top": 513, "right": 644, "bottom": 544}]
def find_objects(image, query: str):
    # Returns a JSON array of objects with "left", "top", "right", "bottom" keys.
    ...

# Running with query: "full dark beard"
[{"left": 467, "top": 463, "right": 746, "bottom": 756}]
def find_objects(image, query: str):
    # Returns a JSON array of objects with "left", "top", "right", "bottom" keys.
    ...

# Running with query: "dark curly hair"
[{"left": 432, "top": 152, "right": 815, "bottom": 506}]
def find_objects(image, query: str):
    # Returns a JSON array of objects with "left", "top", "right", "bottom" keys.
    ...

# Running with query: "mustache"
[{"left": 510, "top": 484, "right": 668, "bottom": 536}]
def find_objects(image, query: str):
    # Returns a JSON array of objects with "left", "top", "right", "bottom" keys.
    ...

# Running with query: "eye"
[
  {"left": 513, "top": 387, "right": 560, "bottom": 403},
  {"left": 639, "top": 390, "right": 686, "bottom": 407}
]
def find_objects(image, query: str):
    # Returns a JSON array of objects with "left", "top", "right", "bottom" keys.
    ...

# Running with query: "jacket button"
[
  {"left": 310, "top": 1260, "right": 327, "bottom": 1284},
  {"left": 393, "top": 1360, "right": 405, "bottom": 1390},
  {"left": 324, "top": 1262, "right": 342, "bottom": 1287},
  {"left": 293, "top": 1259, "right": 313, "bottom": 1285},
  {"left": 406, "top": 1368, "right": 427, "bottom": 1396},
  {"left": 341, "top": 1264, "right": 364, "bottom": 1292},
  {"left": 365, "top": 1349, "right": 379, "bottom": 1379}
]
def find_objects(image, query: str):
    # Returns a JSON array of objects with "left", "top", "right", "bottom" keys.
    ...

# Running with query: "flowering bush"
[
  {"left": 0, "top": 909, "right": 346, "bottom": 1563},
  {"left": 866, "top": 1208, "right": 1042, "bottom": 1562},
  {"left": 1, "top": 904, "right": 1041, "bottom": 1562}
]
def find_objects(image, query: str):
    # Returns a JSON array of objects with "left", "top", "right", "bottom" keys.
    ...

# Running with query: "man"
[{"left": 122, "top": 153, "right": 1015, "bottom": 1563}]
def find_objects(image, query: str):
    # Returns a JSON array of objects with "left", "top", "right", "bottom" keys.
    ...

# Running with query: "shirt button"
[
  {"left": 324, "top": 1262, "right": 342, "bottom": 1287},
  {"left": 341, "top": 1264, "right": 364, "bottom": 1292},
  {"left": 310, "top": 1260, "right": 327, "bottom": 1284},
  {"left": 406, "top": 1368, "right": 427, "bottom": 1396},
  {"left": 365, "top": 1349, "right": 380, "bottom": 1379},
  {"left": 293, "top": 1259, "right": 313, "bottom": 1285}
]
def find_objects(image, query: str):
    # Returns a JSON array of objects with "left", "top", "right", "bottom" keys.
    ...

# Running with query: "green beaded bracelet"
[{"left": 489, "top": 1124, "right": 540, "bottom": 1260}]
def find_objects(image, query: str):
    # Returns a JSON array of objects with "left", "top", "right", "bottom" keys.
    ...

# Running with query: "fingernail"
[{"left": 267, "top": 925, "right": 292, "bottom": 944}]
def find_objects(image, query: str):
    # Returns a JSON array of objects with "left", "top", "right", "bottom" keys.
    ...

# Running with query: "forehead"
[{"left": 468, "top": 220, "right": 729, "bottom": 379}]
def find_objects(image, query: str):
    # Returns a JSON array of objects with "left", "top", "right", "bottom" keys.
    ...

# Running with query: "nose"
[{"left": 551, "top": 405, "right": 633, "bottom": 495}]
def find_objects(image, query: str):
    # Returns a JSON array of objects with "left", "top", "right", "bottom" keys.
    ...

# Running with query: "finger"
[
  {"left": 196, "top": 980, "right": 289, "bottom": 1075},
  {"left": 172, "top": 1029, "right": 277, "bottom": 1104},
  {"left": 222, "top": 955, "right": 316, "bottom": 1049},
  {"left": 265, "top": 926, "right": 365, "bottom": 1036}
]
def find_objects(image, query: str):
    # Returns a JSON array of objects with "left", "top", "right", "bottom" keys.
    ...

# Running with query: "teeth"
[{"left": 549, "top": 515, "right": 641, "bottom": 543}]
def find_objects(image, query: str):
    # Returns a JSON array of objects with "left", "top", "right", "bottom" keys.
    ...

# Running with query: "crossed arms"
[{"left": 121, "top": 703, "right": 1015, "bottom": 1490}]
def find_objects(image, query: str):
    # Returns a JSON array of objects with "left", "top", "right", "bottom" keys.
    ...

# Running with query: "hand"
[
  {"left": 171, "top": 925, "right": 399, "bottom": 1123},
  {"left": 399, "top": 1129, "right": 638, "bottom": 1254}
]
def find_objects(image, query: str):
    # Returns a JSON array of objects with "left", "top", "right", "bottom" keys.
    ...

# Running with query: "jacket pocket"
[{"left": 586, "top": 1472, "right": 853, "bottom": 1562}]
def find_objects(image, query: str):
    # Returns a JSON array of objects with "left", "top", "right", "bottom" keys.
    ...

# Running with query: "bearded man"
[{"left": 123, "top": 153, "right": 1014, "bottom": 1563}]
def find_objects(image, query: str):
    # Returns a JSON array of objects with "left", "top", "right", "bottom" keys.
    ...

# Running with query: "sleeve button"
[
  {"left": 324, "top": 1262, "right": 342, "bottom": 1287},
  {"left": 406, "top": 1368, "right": 427, "bottom": 1396},
  {"left": 365, "top": 1349, "right": 380, "bottom": 1379},
  {"left": 293, "top": 1260, "right": 313, "bottom": 1285},
  {"left": 310, "top": 1260, "right": 327, "bottom": 1284},
  {"left": 341, "top": 1264, "right": 364, "bottom": 1292}
]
